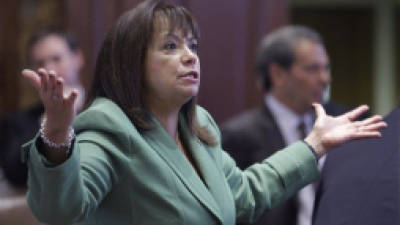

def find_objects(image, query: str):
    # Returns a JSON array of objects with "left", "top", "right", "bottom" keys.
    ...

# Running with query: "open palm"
[
  {"left": 305, "top": 104, "right": 387, "bottom": 157},
  {"left": 22, "top": 68, "right": 78, "bottom": 141}
]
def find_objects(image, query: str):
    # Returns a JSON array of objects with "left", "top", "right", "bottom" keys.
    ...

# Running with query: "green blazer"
[{"left": 24, "top": 98, "right": 319, "bottom": 225}]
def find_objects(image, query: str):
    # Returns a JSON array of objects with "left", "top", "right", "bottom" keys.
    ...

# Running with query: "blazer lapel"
[
  {"left": 181, "top": 124, "right": 235, "bottom": 225},
  {"left": 143, "top": 116, "right": 223, "bottom": 224}
]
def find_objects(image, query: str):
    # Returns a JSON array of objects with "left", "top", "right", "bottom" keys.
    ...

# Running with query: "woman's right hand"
[{"left": 22, "top": 68, "right": 78, "bottom": 161}]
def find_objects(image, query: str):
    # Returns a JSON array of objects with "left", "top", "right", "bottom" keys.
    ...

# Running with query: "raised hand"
[
  {"left": 22, "top": 68, "right": 78, "bottom": 162},
  {"left": 305, "top": 103, "right": 387, "bottom": 158}
]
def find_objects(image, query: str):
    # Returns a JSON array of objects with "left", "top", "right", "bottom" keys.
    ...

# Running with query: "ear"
[{"left": 269, "top": 63, "right": 288, "bottom": 88}]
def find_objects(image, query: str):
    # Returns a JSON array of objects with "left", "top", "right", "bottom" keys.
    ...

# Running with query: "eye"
[
  {"left": 325, "top": 64, "right": 331, "bottom": 73},
  {"left": 304, "top": 64, "right": 330, "bottom": 75},
  {"left": 164, "top": 42, "right": 177, "bottom": 51},
  {"left": 304, "top": 65, "right": 320, "bottom": 74},
  {"left": 189, "top": 42, "right": 199, "bottom": 53},
  {"left": 52, "top": 55, "right": 61, "bottom": 63}
]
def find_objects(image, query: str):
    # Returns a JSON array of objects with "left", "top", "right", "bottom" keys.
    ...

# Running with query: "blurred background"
[{"left": 1, "top": 0, "right": 399, "bottom": 124}]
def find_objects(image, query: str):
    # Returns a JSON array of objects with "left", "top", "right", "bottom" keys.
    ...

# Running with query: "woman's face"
[{"left": 144, "top": 19, "right": 200, "bottom": 109}]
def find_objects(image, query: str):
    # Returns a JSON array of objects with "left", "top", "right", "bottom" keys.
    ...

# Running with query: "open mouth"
[{"left": 178, "top": 71, "right": 199, "bottom": 79}]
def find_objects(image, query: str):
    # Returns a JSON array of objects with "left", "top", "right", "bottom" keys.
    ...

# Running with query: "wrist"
[
  {"left": 301, "top": 140, "right": 319, "bottom": 160},
  {"left": 43, "top": 115, "right": 71, "bottom": 134},
  {"left": 40, "top": 117, "right": 75, "bottom": 151},
  {"left": 304, "top": 132, "right": 325, "bottom": 159}
]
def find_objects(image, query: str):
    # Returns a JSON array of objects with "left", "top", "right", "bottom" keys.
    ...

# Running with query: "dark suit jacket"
[
  {"left": 0, "top": 104, "right": 43, "bottom": 187},
  {"left": 221, "top": 102, "right": 346, "bottom": 225},
  {"left": 312, "top": 106, "right": 400, "bottom": 225}
]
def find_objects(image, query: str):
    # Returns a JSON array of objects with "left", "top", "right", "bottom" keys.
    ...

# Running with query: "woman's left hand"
[{"left": 305, "top": 103, "right": 387, "bottom": 158}]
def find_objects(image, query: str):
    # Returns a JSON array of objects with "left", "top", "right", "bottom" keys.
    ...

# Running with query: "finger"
[
  {"left": 37, "top": 68, "right": 49, "bottom": 92},
  {"left": 352, "top": 131, "right": 382, "bottom": 139},
  {"left": 55, "top": 77, "right": 64, "bottom": 100},
  {"left": 21, "top": 69, "right": 41, "bottom": 90},
  {"left": 360, "top": 115, "right": 384, "bottom": 126},
  {"left": 66, "top": 89, "right": 78, "bottom": 107},
  {"left": 359, "top": 121, "right": 387, "bottom": 132},
  {"left": 344, "top": 105, "right": 369, "bottom": 121},
  {"left": 313, "top": 103, "right": 326, "bottom": 119},
  {"left": 48, "top": 70, "right": 58, "bottom": 95}
]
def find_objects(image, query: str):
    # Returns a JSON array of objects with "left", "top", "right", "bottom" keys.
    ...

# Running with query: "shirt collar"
[{"left": 265, "top": 94, "right": 314, "bottom": 143}]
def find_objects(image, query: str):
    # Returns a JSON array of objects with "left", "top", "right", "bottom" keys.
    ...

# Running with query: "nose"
[
  {"left": 43, "top": 61, "right": 57, "bottom": 72},
  {"left": 319, "top": 68, "right": 331, "bottom": 85},
  {"left": 181, "top": 46, "right": 198, "bottom": 66}
]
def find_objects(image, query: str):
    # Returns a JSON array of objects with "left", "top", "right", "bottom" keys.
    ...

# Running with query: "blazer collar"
[{"left": 143, "top": 114, "right": 224, "bottom": 224}]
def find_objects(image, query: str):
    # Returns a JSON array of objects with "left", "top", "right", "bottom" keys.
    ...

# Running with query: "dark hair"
[
  {"left": 256, "top": 25, "right": 324, "bottom": 91},
  {"left": 26, "top": 27, "right": 80, "bottom": 64},
  {"left": 86, "top": 0, "right": 217, "bottom": 145}
]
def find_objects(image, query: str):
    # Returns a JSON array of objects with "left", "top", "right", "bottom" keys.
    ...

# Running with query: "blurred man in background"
[{"left": 221, "top": 25, "right": 346, "bottom": 225}]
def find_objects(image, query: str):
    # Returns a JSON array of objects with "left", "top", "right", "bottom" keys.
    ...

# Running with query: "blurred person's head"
[
  {"left": 27, "top": 27, "right": 84, "bottom": 87},
  {"left": 27, "top": 27, "right": 86, "bottom": 111},
  {"left": 256, "top": 25, "right": 331, "bottom": 114}
]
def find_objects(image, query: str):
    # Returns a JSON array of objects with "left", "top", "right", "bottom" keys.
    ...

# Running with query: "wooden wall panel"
[
  {"left": 64, "top": 0, "right": 142, "bottom": 90},
  {"left": 190, "top": 0, "right": 288, "bottom": 123},
  {"left": 244, "top": 0, "right": 289, "bottom": 111},
  {"left": 189, "top": 0, "right": 250, "bottom": 123},
  {"left": 0, "top": 0, "right": 289, "bottom": 124},
  {"left": 65, "top": 0, "right": 99, "bottom": 90},
  {"left": 0, "top": 0, "right": 65, "bottom": 117},
  {"left": 0, "top": 0, "right": 20, "bottom": 118}
]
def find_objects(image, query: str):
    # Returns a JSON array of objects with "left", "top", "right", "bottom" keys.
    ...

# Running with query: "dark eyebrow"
[
  {"left": 166, "top": 33, "right": 179, "bottom": 41},
  {"left": 165, "top": 33, "right": 197, "bottom": 42}
]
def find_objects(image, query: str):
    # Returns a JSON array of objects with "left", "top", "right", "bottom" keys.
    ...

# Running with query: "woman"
[{"left": 22, "top": 0, "right": 386, "bottom": 224}]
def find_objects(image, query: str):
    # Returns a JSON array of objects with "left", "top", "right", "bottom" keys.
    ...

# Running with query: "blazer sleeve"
[
  {"left": 196, "top": 106, "right": 319, "bottom": 224},
  {"left": 25, "top": 110, "right": 131, "bottom": 225},
  {"left": 222, "top": 142, "right": 319, "bottom": 223}
]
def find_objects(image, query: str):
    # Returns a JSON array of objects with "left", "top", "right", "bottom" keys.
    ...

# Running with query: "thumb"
[
  {"left": 313, "top": 103, "right": 326, "bottom": 119},
  {"left": 21, "top": 69, "right": 41, "bottom": 90}
]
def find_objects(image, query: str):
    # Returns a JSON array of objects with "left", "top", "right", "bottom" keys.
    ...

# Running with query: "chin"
[
  {"left": 177, "top": 91, "right": 197, "bottom": 103},
  {"left": 313, "top": 94, "right": 324, "bottom": 103},
  {"left": 183, "top": 87, "right": 199, "bottom": 97}
]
